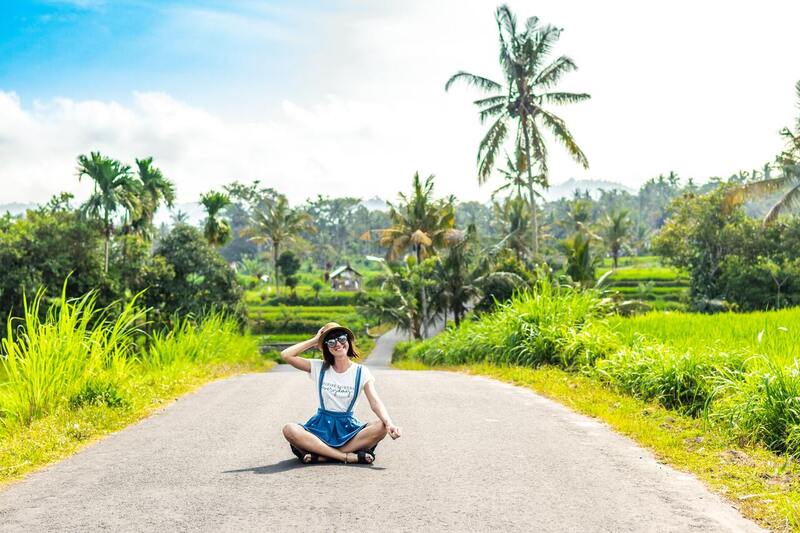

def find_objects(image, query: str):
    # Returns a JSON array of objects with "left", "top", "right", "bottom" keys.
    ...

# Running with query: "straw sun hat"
[{"left": 317, "top": 322, "right": 355, "bottom": 351}]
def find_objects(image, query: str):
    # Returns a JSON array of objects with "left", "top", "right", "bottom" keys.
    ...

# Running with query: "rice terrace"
[{"left": 1, "top": 1, "right": 800, "bottom": 532}]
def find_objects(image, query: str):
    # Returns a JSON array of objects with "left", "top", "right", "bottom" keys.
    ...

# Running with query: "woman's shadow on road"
[{"left": 223, "top": 459, "right": 386, "bottom": 475}]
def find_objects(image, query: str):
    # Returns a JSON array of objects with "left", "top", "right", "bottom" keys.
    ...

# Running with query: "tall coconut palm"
[
  {"left": 200, "top": 191, "right": 232, "bottom": 247},
  {"left": 129, "top": 157, "right": 175, "bottom": 239},
  {"left": 600, "top": 209, "right": 631, "bottom": 268},
  {"left": 366, "top": 172, "right": 457, "bottom": 337},
  {"left": 245, "top": 195, "right": 315, "bottom": 296},
  {"left": 77, "top": 151, "right": 137, "bottom": 273},
  {"left": 724, "top": 81, "right": 800, "bottom": 224},
  {"left": 445, "top": 5, "right": 590, "bottom": 259}
]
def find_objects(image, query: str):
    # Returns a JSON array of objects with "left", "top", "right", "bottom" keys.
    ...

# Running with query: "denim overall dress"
[{"left": 302, "top": 364, "right": 366, "bottom": 447}]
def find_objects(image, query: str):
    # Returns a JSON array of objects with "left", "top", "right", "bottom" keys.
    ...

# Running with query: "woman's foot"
[
  {"left": 343, "top": 451, "right": 374, "bottom": 464},
  {"left": 357, "top": 450, "right": 375, "bottom": 464},
  {"left": 301, "top": 452, "right": 319, "bottom": 464}
]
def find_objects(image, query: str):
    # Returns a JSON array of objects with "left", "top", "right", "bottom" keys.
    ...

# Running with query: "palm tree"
[
  {"left": 600, "top": 209, "right": 631, "bottom": 268},
  {"left": 245, "top": 195, "right": 315, "bottom": 296},
  {"left": 200, "top": 191, "right": 232, "bottom": 247},
  {"left": 130, "top": 157, "right": 175, "bottom": 239},
  {"left": 724, "top": 81, "right": 800, "bottom": 224},
  {"left": 367, "top": 261, "right": 427, "bottom": 340},
  {"left": 170, "top": 210, "right": 189, "bottom": 225},
  {"left": 371, "top": 173, "right": 457, "bottom": 263},
  {"left": 367, "top": 173, "right": 457, "bottom": 337},
  {"left": 446, "top": 5, "right": 590, "bottom": 259},
  {"left": 77, "top": 151, "right": 137, "bottom": 273},
  {"left": 562, "top": 230, "right": 602, "bottom": 287},
  {"left": 432, "top": 226, "right": 526, "bottom": 327},
  {"left": 492, "top": 194, "right": 531, "bottom": 261}
]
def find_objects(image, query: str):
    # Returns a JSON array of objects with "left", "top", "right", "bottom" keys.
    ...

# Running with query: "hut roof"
[{"left": 329, "top": 264, "right": 363, "bottom": 278}]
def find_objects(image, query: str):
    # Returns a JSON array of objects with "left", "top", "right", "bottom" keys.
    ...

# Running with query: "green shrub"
[
  {"left": 69, "top": 379, "right": 127, "bottom": 409},
  {"left": 391, "top": 341, "right": 416, "bottom": 363},
  {"left": 709, "top": 357, "right": 800, "bottom": 455},
  {"left": 263, "top": 292, "right": 366, "bottom": 306},
  {"left": 411, "top": 278, "right": 617, "bottom": 369},
  {"left": 596, "top": 346, "right": 748, "bottom": 416},
  {"left": 138, "top": 224, "right": 246, "bottom": 326}
]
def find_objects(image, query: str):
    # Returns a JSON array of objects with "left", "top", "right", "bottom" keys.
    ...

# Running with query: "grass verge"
[
  {"left": 394, "top": 359, "right": 800, "bottom": 532},
  {"left": 0, "top": 356, "right": 274, "bottom": 488}
]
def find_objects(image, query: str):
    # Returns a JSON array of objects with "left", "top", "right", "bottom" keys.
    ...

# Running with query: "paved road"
[{"left": 0, "top": 330, "right": 764, "bottom": 532}]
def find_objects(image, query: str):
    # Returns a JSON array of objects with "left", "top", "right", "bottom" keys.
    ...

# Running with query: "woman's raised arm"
[{"left": 280, "top": 327, "right": 324, "bottom": 372}]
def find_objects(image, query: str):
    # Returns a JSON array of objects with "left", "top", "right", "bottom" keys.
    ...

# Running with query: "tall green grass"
[
  {"left": 400, "top": 278, "right": 800, "bottom": 456},
  {"left": 0, "top": 286, "right": 260, "bottom": 434},
  {"left": 0, "top": 287, "right": 144, "bottom": 428}
]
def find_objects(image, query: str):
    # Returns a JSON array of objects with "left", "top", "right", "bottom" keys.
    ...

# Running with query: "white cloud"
[
  {"left": 2, "top": 0, "right": 799, "bottom": 208},
  {"left": 0, "top": 90, "right": 436, "bottom": 205}
]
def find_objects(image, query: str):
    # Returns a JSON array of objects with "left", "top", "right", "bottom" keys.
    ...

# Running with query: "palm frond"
[
  {"left": 795, "top": 80, "right": 800, "bottom": 131},
  {"left": 595, "top": 269, "right": 615, "bottom": 288},
  {"left": 473, "top": 95, "right": 507, "bottom": 107},
  {"left": 540, "top": 92, "right": 590, "bottom": 106},
  {"left": 763, "top": 183, "right": 800, "bottom": 225},
  {"left": 445, "top": 71, "right": 502, "bottom": 92},
  {"left": 723, "top": 176, "right": 794, "bottom": 213},
  {"left": 477, "top": 117, "right": 509, "bottom": 185},
  {"left": 526, "top": 24, "right": 562, "bottom": 73},
  {"left": 495, "top": 5, "right": 518, "bottom": 40},
  {"left": 478, "top": 103, "right": 506, "bottom": 124},
  {"left": 525, "top": 122, "right": 549, "bottom": 177},
  {"left": 538, "top": 110, "right": 589, "bottom": 168},
  {"left": 534, "top": 56, "right": 577, "bottom": 89},
  {"left": 524, "top": 15, "right": 540, "bottom": 34},
  {"left": 410, "top": 229, "right": 433, "bottom": 247}
]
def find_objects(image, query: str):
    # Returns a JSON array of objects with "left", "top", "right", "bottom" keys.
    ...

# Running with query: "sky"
[{"left": 0, "top": 0, "right": 798, "bottom": 207}]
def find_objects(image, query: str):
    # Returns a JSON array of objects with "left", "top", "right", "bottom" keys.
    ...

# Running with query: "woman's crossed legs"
[{"left": 282, "top": 420, "right": 387, "bottom": 464}]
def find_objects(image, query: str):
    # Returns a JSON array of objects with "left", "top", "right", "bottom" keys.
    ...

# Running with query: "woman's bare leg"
[
  {"left": 282, "top": 423, "right": 354, "bottom": 463},
  {"left": 338, "top": 421, "right": 388, "bottom": 462}
]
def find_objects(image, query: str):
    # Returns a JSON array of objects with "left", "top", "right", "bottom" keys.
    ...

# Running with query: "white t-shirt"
[{"left": 307, "top": 359, "right": 374, "bottom": 413}]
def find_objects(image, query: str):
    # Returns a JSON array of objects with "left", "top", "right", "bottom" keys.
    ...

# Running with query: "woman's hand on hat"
[
  {"left": 313, "top": 326, "right": 325, "bottom": 344},
  {"left": 386, "top": 423, "right": 402, "bottom": 440}
]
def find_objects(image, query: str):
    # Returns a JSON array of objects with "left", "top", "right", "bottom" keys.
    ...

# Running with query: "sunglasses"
[{"left": 324, "top": 334, "right": 349, "bottom": 348}]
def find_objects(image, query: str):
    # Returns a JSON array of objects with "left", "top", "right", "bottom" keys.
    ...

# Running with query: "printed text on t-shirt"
[{"left": 321, "top": 382, "right": 354, "bottom": 398}]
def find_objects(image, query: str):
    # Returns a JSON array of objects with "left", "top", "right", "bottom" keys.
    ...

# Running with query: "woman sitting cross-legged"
[{"left": 281, "top": 322, "right": 402, "bottom": 464}]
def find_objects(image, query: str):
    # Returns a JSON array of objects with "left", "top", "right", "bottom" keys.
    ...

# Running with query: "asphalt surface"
[{"left": 0, "top": 329, "right": 765, "bottom": 532}]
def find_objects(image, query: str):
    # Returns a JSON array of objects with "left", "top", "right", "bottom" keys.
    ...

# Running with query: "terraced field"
[{"left": 598, "top": 256, "right": 689, "bottom": 311}]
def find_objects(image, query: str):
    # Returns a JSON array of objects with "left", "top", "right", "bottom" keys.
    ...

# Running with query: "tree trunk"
[
  {"left": 521, "top": 120, "right": 539, "bottom": 261},
  {"left": 273, "top": 242, "right": 280, "bottom": 297},
  {"left": 417, "top": 244, "right": 429, "bottom": 338},
  {"left": 103, "top": 211, "right": 110, "bottom": 274},
  {"left": 104, "top": 234, "right": 110, "bottom": 274}
]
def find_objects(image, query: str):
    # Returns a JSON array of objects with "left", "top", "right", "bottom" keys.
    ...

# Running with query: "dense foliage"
[
  {"left": 654, "top": 186, "right": 800, "bottom": 310},
  {"left": 398, "top": 280, "right": 800, "bottom": 456}
]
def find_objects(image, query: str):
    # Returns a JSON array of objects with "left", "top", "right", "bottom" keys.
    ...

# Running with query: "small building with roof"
[{"left": 329, "top": 264, "right": 363, "bottom": 291}]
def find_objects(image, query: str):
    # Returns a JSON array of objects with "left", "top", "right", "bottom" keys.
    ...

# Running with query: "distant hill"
[
  {"left": 0, "top": 202, "right": 37, "bottom": 216},
  {"left": 361, "top": 196, "right": 390, "bottom": 211},
  {"left": 542, "top": 178, "right": 635, "bottom": 201}
]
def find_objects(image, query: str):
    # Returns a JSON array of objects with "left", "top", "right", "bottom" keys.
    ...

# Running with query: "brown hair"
[{"left": 321, "top": 328, "right": 360, "bottom": 368}]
